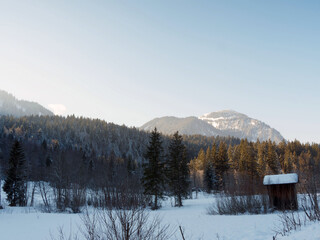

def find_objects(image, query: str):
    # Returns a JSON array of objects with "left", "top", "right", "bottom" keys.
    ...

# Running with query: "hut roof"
[{"left": 263, "top": 173, "right": 298, "bottom": 185}]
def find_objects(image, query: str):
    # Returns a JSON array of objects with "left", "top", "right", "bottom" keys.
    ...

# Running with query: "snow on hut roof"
[{"left": 263, "top": 173, "right": 298, "bottom": 185}]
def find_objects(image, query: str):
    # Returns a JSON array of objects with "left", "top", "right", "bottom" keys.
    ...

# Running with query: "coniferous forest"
[{"left": 0, "top": 114, "right": 319, "bottom": 211}]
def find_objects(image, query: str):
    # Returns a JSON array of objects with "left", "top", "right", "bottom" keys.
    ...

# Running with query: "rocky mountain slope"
[
  {"left": 0, "top": 90, "right": 53, "bottom": 117},
  {"left": 141, "top": 110, "right": 284, "bottom": 143},
  {"left": 140, "top": 116, "right": 223, "bottom": 136}
]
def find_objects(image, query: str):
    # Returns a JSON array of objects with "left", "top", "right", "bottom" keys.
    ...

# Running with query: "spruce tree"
[
  {"left": 283, "top": 148, "right": 293, "bottom": 173},
  {"left": 203, "top": 161, "right": 216, "bottom": 193},
  {"left": 142, "top": 128, "right": 165, "bottom": 210},
  {"left": 203, "top": 145, "right": 217, "bottom": 193},
  {"left": 246, "top": 142, "right": 258, "bottom": 180},
  {"left": 196, "top": 148, "right": 206, "bottom": 171},
  {"left": 239, "top": 139, "right": 249, "bottom": 172},
  {"left": 205, "top": 147, "right": 211, "bottom": 167},
  {"left": 257, "top": 142, "right": 267, "bottom": 177},
  {"left": 0, "top": 149, "right": 3, "bottom": 208},
  {"left": 266, "top": 141, "right": 280, "bottom": 174},
  {"left": 3, "top": 140, "right": 28, "bottom": 206},
  {"left": 166, "top": 132, "right": 190, "bottom": 207},
  {"left": 215, "top": 142, "right": 229, "bottom": 189},
  {"left": 188, "top": 158, "right": 199, "bottom": 198}
]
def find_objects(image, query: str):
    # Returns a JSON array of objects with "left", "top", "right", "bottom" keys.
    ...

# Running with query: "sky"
[{"left": 0, "top": 1, "right": 320, "bottom": 143}]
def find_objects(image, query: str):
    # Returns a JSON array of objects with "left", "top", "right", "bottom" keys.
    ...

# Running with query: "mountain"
[
  {"left": 140, "top": 110, "right": 284, "bottom": 143},
  {"left": 140, "top": 116, "right": 224, "bottom": 136},
  {"left": 199, "top": 110, "right": 284, "bottom": 143},
  {"left": 0, "top": 90, "right": 53, "bottom": 117}
]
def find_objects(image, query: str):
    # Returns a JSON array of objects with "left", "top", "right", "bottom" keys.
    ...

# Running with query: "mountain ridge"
[
  {"left": 0, "top": 90, "right": 54, "bottom": 117},
  {"left": 140, "top": 110, "right": 284, "bottom": 143}
]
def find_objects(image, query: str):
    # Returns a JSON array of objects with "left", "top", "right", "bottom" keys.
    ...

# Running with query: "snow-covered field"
[{"left": 0, "top": 189, "right": 319, "bottom": 240}]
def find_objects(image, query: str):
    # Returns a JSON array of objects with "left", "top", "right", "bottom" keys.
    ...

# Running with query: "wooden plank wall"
[{"left": 267, "top": 184, "right": 298, "bottom": 210}]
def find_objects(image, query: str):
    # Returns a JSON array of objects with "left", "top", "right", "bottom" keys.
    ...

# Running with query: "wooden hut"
[{"left": 263, "top": 173, "right": 299, "bottom": 210}]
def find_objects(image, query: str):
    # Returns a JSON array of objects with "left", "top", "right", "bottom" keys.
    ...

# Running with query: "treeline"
[
  {"left": 191, "top": 139, "right": 320, "bottom": 195},
  {"left": 0, "top": 115, "right": 150, "bottom": 161}
]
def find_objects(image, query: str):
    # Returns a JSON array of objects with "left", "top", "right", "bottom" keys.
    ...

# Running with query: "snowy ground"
[{"left": 0, "top": 190, "right": 319, "bottom": 240}]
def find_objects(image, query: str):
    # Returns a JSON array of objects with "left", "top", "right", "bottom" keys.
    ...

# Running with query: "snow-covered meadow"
[{"left": 0, "top": 189, "right": 319, "bottom": 240}]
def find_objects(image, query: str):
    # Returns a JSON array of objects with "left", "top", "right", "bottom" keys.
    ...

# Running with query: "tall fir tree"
[
  {"left": 0, "top": 148, "right": 3, "bottom": 208},
  {"left": 196, "top": 148, "right": 206, "bottom": 171},
  {"left": 215, "top": 142, "right": 229, "bottom": 189},
  {"left": 188, "top": 157, "right": 199, "bottom": 198},
  {"left": 3, "top": 140, "right": 28, "bottom": 206},
  {"left": 166, "top": 132, "right": 190, "bottom": 207},
  {"left": 142, "top": 128, "right": 165, "bottom": 209},
  {"left": 205, "top": 147, "right": 212, "bottom": 166},
  {"left": 257, "top": 141, "right": 267, "bottom": 177},
  {"left": 246, "top": 142, "right": 258, "bottom": 180},
  {"left": 283, "top": 147, "right": 293, "bottom": 173},
  {"left": 239, "top": 139, "right": 249, "bottom": 173},
  {"left": 203, "top": 161, "right": 216, "bottom": 193},
  {"left": 266, "top": 140, "right": 280, "bottom": 174},
  {"left": 203, "top": 145, "right": 217, "bottom": 192}
]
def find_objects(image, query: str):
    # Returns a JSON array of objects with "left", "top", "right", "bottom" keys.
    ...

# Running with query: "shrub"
[{"left": 207, "top": 193, "right": 270, "bottom": 215}]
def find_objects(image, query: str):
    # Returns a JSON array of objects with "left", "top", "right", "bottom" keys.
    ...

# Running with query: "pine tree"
[
  {"left": 188, "top": 158, "right": 198, "bottom": 198},
  {"left": 239, "top": 139, "right": 249, "bottom": 173},
  {"left": 0, "top": 149, "right": 3, "bottom": 208},
  {"left": 141, "top": 128, "right": 165, "bottom": 210},
  {"left": 166, "top": 132, "right": 190, "bottom": 207},
  {"left": 266, "top": 141, "right": 280, "bottom": 174},
  {"left": 227, "top": 145, "right": 234, "bottom": 170},
  {"left": 229, "top": 145, "right": 240, "bottom": 172},
  {"left": 203, "top": 161, "right": 216, "bottom": 193},
  {"left": 210, "top": 144, "right": 217, "bottom": 164},
  {"left": 3, "top": 140, "right": 28, "bottom": 206},
  {"left": 283, "top": 148, "right": 293, "bottom": 173},
  {"left": 215, "top": 142, "right": 229, "bottom": 189},
  {"left": 246, "top": 142, "right": 258, "bottom": 180},
  {"left": 257, "top": 142, "right": 267, "bottom": 177},
  {"left": 203, "top": 145, "right": 217, "bottom": 192},
  {"left": 196, "top": 148, "right": 206, "bottom": 171}
]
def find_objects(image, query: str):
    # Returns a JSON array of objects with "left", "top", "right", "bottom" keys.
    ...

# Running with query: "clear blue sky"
[{"left": 1, "top": 1, "right": 320, "bottom": 143}]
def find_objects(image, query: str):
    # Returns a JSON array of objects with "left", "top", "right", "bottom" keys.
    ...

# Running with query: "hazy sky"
[{"left": 1, "top": 1, "right": 320, "bottom": 143}]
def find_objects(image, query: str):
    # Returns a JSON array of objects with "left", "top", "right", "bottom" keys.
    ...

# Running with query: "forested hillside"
[
  {"left": 0, "top": 90, "right": 53, "bottom": 117},
  {"left": 0, "top": 115, "right": 240, "bottom": 163}
]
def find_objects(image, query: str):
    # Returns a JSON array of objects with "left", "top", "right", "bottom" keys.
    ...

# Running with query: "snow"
[
  {"left": 263, "top": 173, "right": 298, "bottom": 185},
  {"left": 278, "top": 222, "right": 320, "bottom": 240},
  {"left": 158, "top": 196, "right": 277, "bottom": 240},
  {"left": 15, "top": 103, "right": 22, "bottom": 110},
  {"left": 14, "top": 103, "right": 26, "bottom": 112},
  {"left": 199, "top": 116, "right": 225, "bottom": 122},
  {"left": 0, "top": 189, "right": 317, "bottom": 240},
  {"left": 202, "top": 112, "right": 211, "bottom": 117},
  {"left": 0, "top": 194, "right": 278, "bottom": 240},
  {"left": 198, "top": 116, "right": 225, "bottom": 128}
]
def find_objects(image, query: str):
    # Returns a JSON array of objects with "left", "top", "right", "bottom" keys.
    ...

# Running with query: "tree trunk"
[{"left": 154, "top": 194, "right": 158, "bottom": 209}]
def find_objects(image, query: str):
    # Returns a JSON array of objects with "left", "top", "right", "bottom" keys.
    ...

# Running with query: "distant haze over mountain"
[
  {"left": 141, "top": 110, "right": 284, "bottom": 143},
  {"left": 0, "top": 90, "right": 53, "bottom": 117}
]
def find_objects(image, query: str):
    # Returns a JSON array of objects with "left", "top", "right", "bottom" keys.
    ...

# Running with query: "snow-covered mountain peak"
[
  {"left": 141, "top": 110, "right": 284, "bottom": 143},
  {"left": 201, "top": 110, "right": 247, "bottom": 120},
  {"left": 198, "top": 110, "right": 283, "bottom": 142}
]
